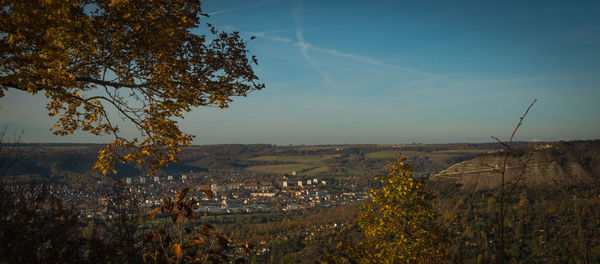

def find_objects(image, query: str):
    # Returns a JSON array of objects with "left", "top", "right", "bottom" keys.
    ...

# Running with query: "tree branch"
[{"left": 75, "top": 76, "right": 143, "bottom": 89}]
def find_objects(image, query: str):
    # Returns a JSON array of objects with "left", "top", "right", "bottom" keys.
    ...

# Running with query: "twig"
[
  {"left": 491, "top": 136, "right": 508, "bottom": 147},
  {"left": 493, "top": 99, "right": 536, "bottom": 264}
]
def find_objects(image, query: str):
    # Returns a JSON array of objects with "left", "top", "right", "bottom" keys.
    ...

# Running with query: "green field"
[
  {"left": 301, "top": 166, "right": 331, "bottom": 175},
  {"left": 247, "top": 154, "right": 338, "bottom": 175},
  {"left": 245, "top": 164, "right": 320, "bottom": 174},
  {"left": 432, "top": 149, "right": 496, "bottom": 154},
  {"left": 341, "top": 167, "right": 370, "bottom": 175},
  {"left": 250, "top": 155, "right": 323, "bottom": 163},
  {"left": 246, "top": 147, "right": 489, "bottom": 176},
  {"left": 365, "top": 150, "right": 421, "bottom": 160}
]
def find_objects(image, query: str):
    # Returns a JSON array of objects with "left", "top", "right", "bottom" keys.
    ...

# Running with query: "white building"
[
  {"left": 282, "top": 181, "right": 288, "bottom": 188},
  {"left": 297, "top": 181, "right": 303, "bottom": 187},
  {"left": 251, "top": 192, "right": 276, "bottom": 197}
]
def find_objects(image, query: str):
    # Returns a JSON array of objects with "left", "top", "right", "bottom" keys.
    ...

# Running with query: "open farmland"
[{"left": 246, "top": 154, "right": 331, "bottom": 175}]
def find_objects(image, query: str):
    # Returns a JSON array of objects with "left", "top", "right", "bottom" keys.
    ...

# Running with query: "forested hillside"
[
  {"left": 430, "top": 140, "right": 600, "bottom": 263},
  {"left": 1, "top": 143, "right": 499, "bottom": 188}
]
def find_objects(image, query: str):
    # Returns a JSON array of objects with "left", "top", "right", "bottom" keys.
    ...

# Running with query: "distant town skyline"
[{"left": 1, "top": 0, "right": 599, "bottom": 144}]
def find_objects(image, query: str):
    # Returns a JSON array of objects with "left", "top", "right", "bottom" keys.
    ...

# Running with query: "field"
[
  {"left": 249, "top": 155, "right": 323, "bottom": 163},
  {"left": 244, "top": 147, "right": 494, "bottom": 176},
  {"left": 364, "top": 150, "right": 423, "bottom": 160},
  {"left": 245, "top": 163, "right": 319, "bottom": 174},
  {"left": 302, "top": 166, "right": 331, "bottom": 175},
  {"left": 246, "top": 154, "right": 334, "bottom": 175}
]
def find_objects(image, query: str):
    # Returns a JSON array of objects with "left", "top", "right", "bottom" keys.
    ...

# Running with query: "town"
[{"left": 14, "top": 170, "right": 370, "bottom": 219}]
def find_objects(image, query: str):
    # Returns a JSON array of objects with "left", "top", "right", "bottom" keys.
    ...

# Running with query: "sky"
[{"left": 1, "top": 0, "right": 599, "bottom": 145}]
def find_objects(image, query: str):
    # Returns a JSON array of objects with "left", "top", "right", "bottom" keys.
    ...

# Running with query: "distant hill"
[
  {"left": 429, "top": 140, "right": 600, "bottom": 191},
  {"left": 4, "top": 141, "right": 583, "bottom": 192}
]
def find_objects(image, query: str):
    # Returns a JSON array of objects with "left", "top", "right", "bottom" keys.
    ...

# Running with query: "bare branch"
[
  {"left": 491, "top": 136, "right": 508, "bottom": 147},
  {"left": 0, "top": 124, "right": 24, "bottom": 177},
  {"left": 75, "top": 77, "right": 143, "bottom": 89},
  {"left": 495, "top": 98, "right": 537, "bottom": 264}
]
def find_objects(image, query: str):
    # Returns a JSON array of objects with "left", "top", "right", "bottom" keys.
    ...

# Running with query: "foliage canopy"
[
  {"left": 359, "top": 156, "right": 446, "bottom": 263},
  {"left": 0, "top": 0, "right": 264, "bottom": 174}
]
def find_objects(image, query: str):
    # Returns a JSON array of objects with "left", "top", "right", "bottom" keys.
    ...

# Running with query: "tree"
[
  {"left": 104, "top": 179, "right": 145, "bottom": 263},
  {"left": 0, "top": 183, "right": 85, "bottom": 263},
  {"left": 358, "top": 156, "right": 447, "bottom": 263},
  {"left": 0, "top": 124, "right": 23, "bottom": 177},
  {"left": 0, "top": 0, "right": 264, "bottom": 174}
]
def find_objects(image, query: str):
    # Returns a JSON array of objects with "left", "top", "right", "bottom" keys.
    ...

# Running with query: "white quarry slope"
[{"left": 430, "top": 150, "right": 597, "bottom": 191}]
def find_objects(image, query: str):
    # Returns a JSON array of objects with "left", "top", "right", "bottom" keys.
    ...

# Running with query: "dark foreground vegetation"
[{"left": 1, "top": 140, "right": 599, "bottom": 263}]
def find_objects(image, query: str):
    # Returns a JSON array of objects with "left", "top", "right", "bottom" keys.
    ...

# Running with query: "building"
[{"left": 251, "top": 192, "right": 276, "bottom": 197}]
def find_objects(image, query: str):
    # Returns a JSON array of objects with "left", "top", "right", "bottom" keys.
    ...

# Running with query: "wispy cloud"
[
  {"left": 308, "top": 46, "right": 446, "bottom": 80},
  {"left": 208, "top": 0, "right": 279, "bottom": 16},
  {"left": 245, "top": 0, "right": 447, "bottom": 83},
  {"left": 480, "top": 75, "right": 585, "bottom": 85},
  {"left": 249, "top": 32, "right": 292, "bottom": 43},
  {"left": 292, "top": 0, "right": 332, "bottom": 82},
  {"left": 254, "top": 36, "right": 446, "bottom": 83},
  {"left": 427, "top": 74, "right": 587, "bottom": 95},
  {"left": 254, "top": 29, "right": 448, "bottom": 82}
]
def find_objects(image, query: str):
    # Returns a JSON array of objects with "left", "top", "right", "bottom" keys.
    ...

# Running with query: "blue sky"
[{"left": 1, "top": 0, "right": 599, "bottom": 144}]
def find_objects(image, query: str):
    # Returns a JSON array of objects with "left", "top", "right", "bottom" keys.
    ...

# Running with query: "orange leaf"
[
  {"left": 202, "top": 187, "right": 214, "bottom": 199},
  {"left": 149, "top": 207, "right": 159, "bottom": 221},
  {"left": 189, "top": 238, "right": 205, "bottom": 246},
  {"left": 176, "top": 187, "right": 190, "bottom": 203},
  {"left": 173, "top": 243, "right": 182, "bottom": 258}
]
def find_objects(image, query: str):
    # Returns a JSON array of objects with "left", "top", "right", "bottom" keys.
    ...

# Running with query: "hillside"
[
  {"left": 430, "top": 140, "right": 600, "bottom": 191},
  {"left": 1, "top": 143, "right": 499, "bottom": 188}
]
